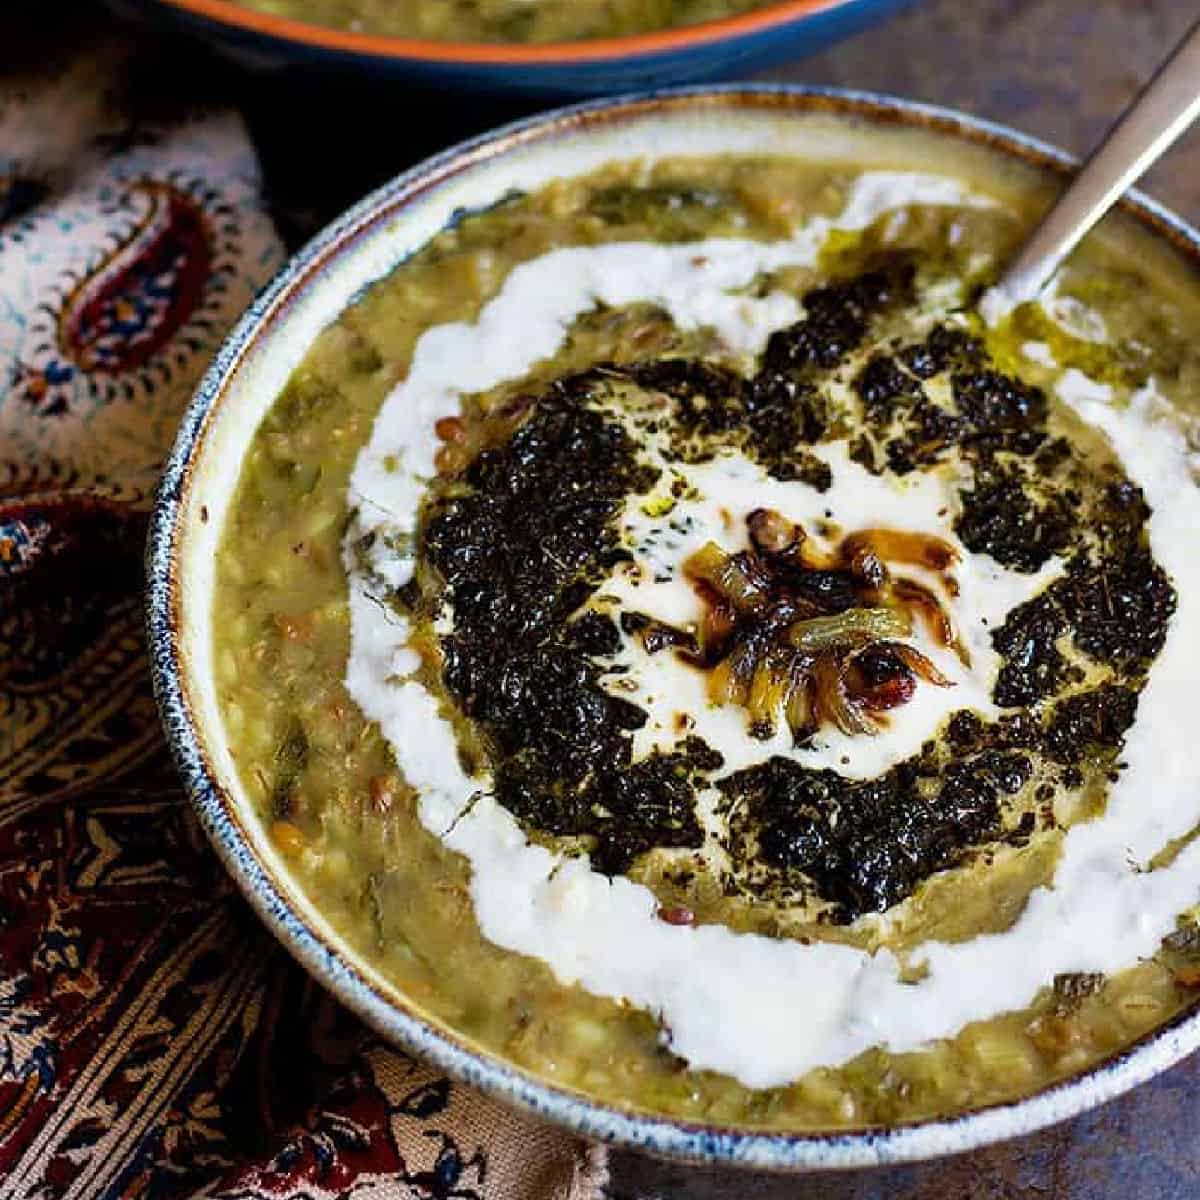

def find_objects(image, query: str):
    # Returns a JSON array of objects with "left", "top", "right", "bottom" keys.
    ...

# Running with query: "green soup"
[
  {"left": 213, "top": 151, "right": 1200, "bottom": 1130},
  {"left": 229, "top": 0, "right": 778, "bottom": 42}
]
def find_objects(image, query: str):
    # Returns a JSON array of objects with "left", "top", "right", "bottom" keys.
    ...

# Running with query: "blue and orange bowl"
[{"left": 119, "top": 0, "right": 911, "bottom": 97}]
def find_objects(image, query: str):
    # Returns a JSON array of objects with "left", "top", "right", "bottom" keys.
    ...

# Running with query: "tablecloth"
[{"left": 0, "top": 31, "right": 607, "bottom": 1200}]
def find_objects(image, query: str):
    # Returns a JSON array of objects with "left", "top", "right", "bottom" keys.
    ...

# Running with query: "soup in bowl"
[
  {"left": 148, "top": 88, "right": 1200, "bottom": 1168},
  {"left": 129, "top": 0, "right": 907, "bottom": 96},
  {"left": 221, "top": 0, "right": 787, "bottom": 42}
]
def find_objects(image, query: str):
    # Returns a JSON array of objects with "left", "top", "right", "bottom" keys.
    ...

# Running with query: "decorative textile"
[{"left": 0, "top": 32, "right": 609, "bottom": 1200}]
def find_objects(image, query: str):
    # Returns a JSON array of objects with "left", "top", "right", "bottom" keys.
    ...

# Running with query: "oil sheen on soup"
[{"left": 214, "top": 151, "right": 1200, "bottom": 1129}]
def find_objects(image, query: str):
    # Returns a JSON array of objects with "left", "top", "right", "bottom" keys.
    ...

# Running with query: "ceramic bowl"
[
  {"left": 147, "top": 85, "right": 1200, "bottom": 1170},
  {"left": 119, "top": 0, "right": 911, "bottom": 97}
]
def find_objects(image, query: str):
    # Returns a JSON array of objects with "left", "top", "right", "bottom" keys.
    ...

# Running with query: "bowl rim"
[
  {"left": 147, "top": 83, "right": 1200, "bottom": 1171},
  {"left": 148, "top": 0, "right": 872, "bottom": 64}
]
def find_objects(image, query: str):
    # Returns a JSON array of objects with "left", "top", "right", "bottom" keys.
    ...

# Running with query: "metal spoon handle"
[{"left": 996, "top": 15, "right": 1200, "bottom": 305}]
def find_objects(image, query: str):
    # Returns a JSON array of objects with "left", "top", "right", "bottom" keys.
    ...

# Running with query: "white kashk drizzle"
[{"left": 343, "top": 171, "right": 1200, "bottom": 1088}]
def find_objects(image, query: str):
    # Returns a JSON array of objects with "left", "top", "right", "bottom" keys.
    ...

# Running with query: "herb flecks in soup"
[
  {"left": 216, "top": 155, "right": 1200, "bottom": 1127},
  {"left": 229, "top": 0, "right": 778, "bottom": 43}
]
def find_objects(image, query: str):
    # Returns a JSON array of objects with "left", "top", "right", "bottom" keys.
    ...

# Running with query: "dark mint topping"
[
  {"left": 722, "top": 752, "right": 1007, "bottom": 920},
  {"left": 420, "top": 374, "right": 716, "bottom": 873},
  {"left": 721, "top": 684, "right": 1138, "bottom": 922},
  {"left": 629, "top": 359, "right": 747, "bottom": 439},
  {"left": 625, "top": 358, "right": 831, "bottom": 482},
  {"left": 1053, "top": 971, "right": 1106, "bottom": 1013},
  {"left": 789, "top": 450, "right": 834, "bottom": 492},
  {"left": 992, "top": 590, "right": 1069, "bottom": 708},
  {"left": 952, "top": 369, "right": 1048, "bottom": 437},
  {"left": 899, "top": 324, "right": 984, "bottom": 379},
  {"left": 398, "top": 259, "right": 1176, "bottom": 915},
  {"left": 1044, "top": 685, "right": 1139, "bottom": 765},
  {"left": 743, "top": 370, "right": 828, "bottom": 447},
  {"left": 991, "top": 546, "right": 1175, "bottom": 710},
  {"left": 855, "top": 354, "right": 921, "bottom": 420},
  {"left": 859, "top": 327, "right": 1052, "bottom": 479},
  {"left": 763, "top": 267, "right": 912, "bottom": 373},
  {"left": 1064, "top": 551, "right": 1175, "bottom": 670},
  {"left": 564, "top": 610, "right": 622, "bottom": 658},
  {"left": 955, "top": 462, "right": 1073, "bottom": 571}
]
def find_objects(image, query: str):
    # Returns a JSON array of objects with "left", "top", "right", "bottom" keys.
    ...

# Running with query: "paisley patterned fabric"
[{"left": 0, "top": 30, "right": 607, "bottom": 1200}]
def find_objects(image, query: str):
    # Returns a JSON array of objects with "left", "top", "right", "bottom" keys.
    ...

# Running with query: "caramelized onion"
[
  {"left": 890, "top": 577, "right": 969, "bottom": 665},
  {"left": 846, "top": 546, "right": 888, "bottom": 589},
  {"left": 658, "top": 905, "right": 696, "bottom": 926},
  {"left": 434, "top": 415, "right": 466, "bottom": 442},
  {"left": 812, "top": 654, "right": 877, "bottom": 736},
  {"left": 845, "top": 646, "right": 917, "bottom": 711},
  {"left": 784, "top": 673, "right": 815, "bottom": 737},
  {"left": 676, "top": 517, "right": 964, "bottom": 740},
  {"left": 842, "top": 528, "right": 959, "bottom": 573},
  {"left": 684, "top": 542, "right": 770, "bottom": 613},
  {"left": 747, "top": 507, "right": 802, "bottom": 555},
  {"left": 878, "top": 640, "right": 955, "bottom": 687},
  {"left": 691, "top": 590, "right": 735, "bottom": 663},
  {"left": 706, "top": 658, "right": 744, "bottom": 706},
  {"left": 857, "top": 672, "right": 916, "bottom": 712},
  {"left": 748, "top": 659, "right": 789, "bottom": 729},
  {"left": 725, "top": 639, "right": 761, "bottom": 692},
  {"left": 786, "top": 607, "right": 910, "bottom": 654}
]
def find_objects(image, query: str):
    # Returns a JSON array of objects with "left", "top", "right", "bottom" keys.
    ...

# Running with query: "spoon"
[{"left": 991, "top": 15, "right": 1200, "bottom": 310}]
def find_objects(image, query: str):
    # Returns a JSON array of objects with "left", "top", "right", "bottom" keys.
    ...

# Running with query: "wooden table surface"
[{"left": 59, "top": 0, "right": 1200, "bottom": 1194}]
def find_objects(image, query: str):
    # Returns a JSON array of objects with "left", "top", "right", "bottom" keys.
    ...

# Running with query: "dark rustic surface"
[
  {"left": 789, "top": 0, "right": 1200, "bottom": 219},
  {"left": 66, "top": 0, "right": 1200, "bottom": 1194}
]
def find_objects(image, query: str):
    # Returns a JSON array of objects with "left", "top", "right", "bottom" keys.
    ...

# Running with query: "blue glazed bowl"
[
  {"left": 122, "top": 0, "right": 910, "bottom": 97},
  {"left": 147, "top": 86, "right": 1200, "bottom": 1170}
]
